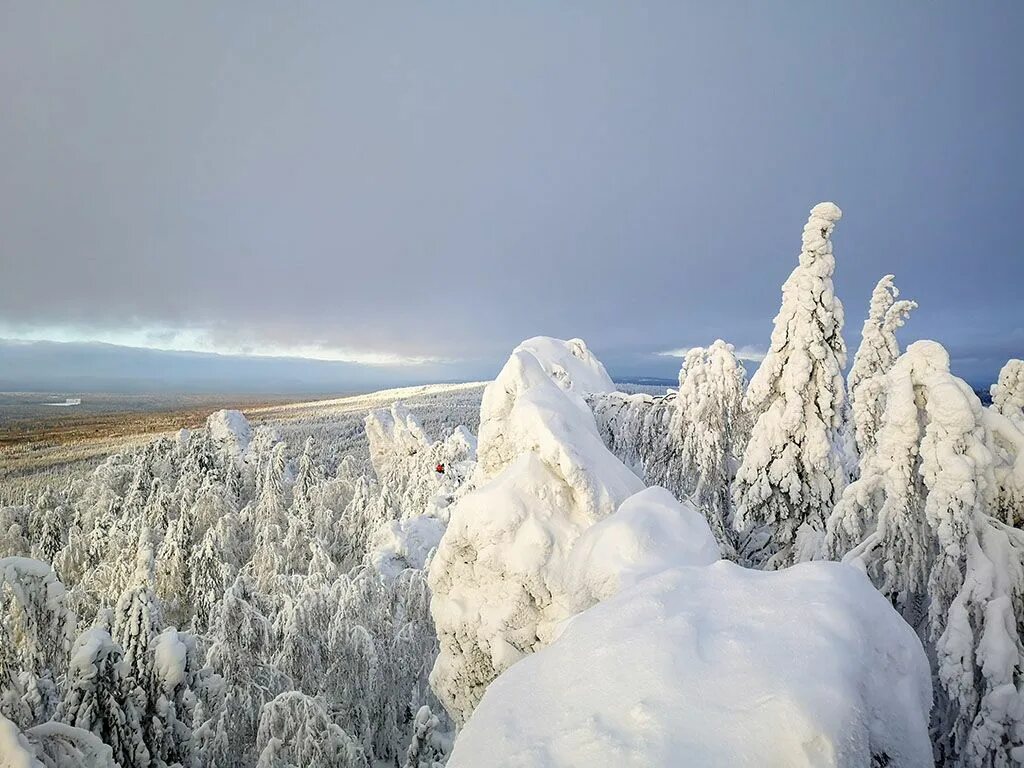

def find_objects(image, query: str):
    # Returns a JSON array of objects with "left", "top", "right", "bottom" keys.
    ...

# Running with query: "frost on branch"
[
  {"left": 429, "top": 337, "right": 642, "bottom": 724},
  {"left": 826, "top": 341, "right": 1024, "bottom": 765},
  {"left": 732, "top": 202, "right": 848, "bottom": 568}
]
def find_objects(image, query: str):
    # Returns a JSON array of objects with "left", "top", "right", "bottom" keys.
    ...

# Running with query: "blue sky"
[{"left": 1, "top": 2, "right": 1021, "bottom": 390}]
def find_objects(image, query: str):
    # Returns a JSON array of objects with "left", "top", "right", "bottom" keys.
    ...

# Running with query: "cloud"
[{"left": 0, "top": 324, "right": 444, "bottom": 367}]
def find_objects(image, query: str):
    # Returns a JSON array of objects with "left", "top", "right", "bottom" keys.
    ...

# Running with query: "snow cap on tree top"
[
  {"left": 802, "top": 202, "right": 842, "bottom": 253},
  {"left": 809, "top": 201, "right": 842, "bottom": 221}
]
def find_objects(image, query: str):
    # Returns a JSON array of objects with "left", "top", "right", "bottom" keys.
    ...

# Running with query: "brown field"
[{"left": 0, "top": 394, "right": 337, "bottom": 478}]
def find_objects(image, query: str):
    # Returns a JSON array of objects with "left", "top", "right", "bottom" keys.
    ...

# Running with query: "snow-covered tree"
[
  {"left": 189, "top": 512, "right": 245, "bottom": 632},
  {"left": 0, "top": 557, "right": 74, "bottom": 727},
  {"left": 669, "top": 341, "right": 749, "bottom": 555},
  {"left": 825, "top": 341, "right": 1024, "bottom": 764},
  {"left": 149, "top": 627, "right": 200, "bottom": 768},
  {"left": 2, "top": 712, "right": 119, "bottom": 768},
  {"left": 992, "top": 359, "right": 1024, "bottom": 429},
  {"left": 847, "top": 274, "right": 916, "bottom": 459},
  {"left": 731, "top": 202, "right": 848, "bottom": 568},
  {"left": 57, "top": 628, "right": 149, "bottom": 768},
  {"left": 195, "top": 575, "right": 288, "bottom": 768},
  {"left": 254, "top": 691, "right": 367, "bottom": 768},
  {"left": 588, "top": 391, "right": 676, "bottom": 485},
  {"left": 156, "top": 505, "right": 195, "bottom": 627},
  {"left": 402, "top": 706, "right": 446, "bottom": 768},
  {"left": 111, "top": 529, "right": 165, "bottom": 695}
]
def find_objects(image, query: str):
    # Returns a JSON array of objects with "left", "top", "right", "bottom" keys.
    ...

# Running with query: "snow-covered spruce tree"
[
  {"left": 148, "top": 628, "right": 200, "bottom": 768},
  {"left": 731, "top": 202, "right": 848, "bottom": 568},
  {"left": 195, "top": 574, "right": 288, "bottom": 768},
  {"left": 825, "top": 341, "right": 1024, "bottom": 764},
  {"left": 0, "top": 505, "right": 31, "bottom": 559},
  {"left": 57, "top": 628, "right": 149, "bottom": 768},
  {"left": 846, "top": 274, "right": 916, "bottom": 460},
  {"left": 189, "top": 510, "right": 245, "bottom": 632},
  {"left": 402, "top": 706, "right": 446, "bottom": 768},
  {"left": 2, "top": 711, "right": 119, "bottom": 768},
  {"left": 992, "top": 359, "right": 1024, "bottom": 429},
  {"left": 587, "top": 391, "right": 676, "bottom": 486},
  {"left": 156, "top": 503, "right": 195, "bottom": 628},
  {"left": 990, "top": 360, "right": 1024, "bottom": 526},
  {"left": 254, "top": 691, "right": 367, "bottom": 768},
  {"left": 668, "top": 341, "right": 749, "bottom": 555},
  {"left": 111, "top": 529, "right": 165, "bottom": 696},
  {"left": 0, "top": 557, "right": 74, "bottom": 728}
]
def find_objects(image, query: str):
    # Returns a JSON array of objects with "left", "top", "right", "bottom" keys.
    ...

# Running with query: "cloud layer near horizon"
[{"left": 1, "top": 3, "right": 1021, "bottom": 385}]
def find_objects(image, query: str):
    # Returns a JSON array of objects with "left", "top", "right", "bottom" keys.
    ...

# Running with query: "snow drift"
[{"left": 450, "top": 560, "right": 933, "bottom": 768}]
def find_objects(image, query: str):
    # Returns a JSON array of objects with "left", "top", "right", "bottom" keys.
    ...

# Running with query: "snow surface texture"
[
  {"left": 429, "top": 337, "right": 643, "bottom": 723},
  {"left": 450, "top": 561, "right": 933, "bottom": 768}
]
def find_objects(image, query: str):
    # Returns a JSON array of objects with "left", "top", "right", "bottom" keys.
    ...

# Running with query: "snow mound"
[
  {"left": 430, "top": 337, "right": 642, "bottom": 723},
  {"left": 564, "top": 486, "right": 719, "bottom": 610},
  {"left": 205, "top": 409, "right": 251, "bottom": 457},
  {"left": 450, "top": 561, "right": 933, "bottom": 768}
]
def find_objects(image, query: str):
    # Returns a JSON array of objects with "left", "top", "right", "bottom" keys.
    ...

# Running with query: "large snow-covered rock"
[
  {"left": 474, "top": 336, "right": 634, "bottom": 514},
  {"left": 450, "top": 561, "right": 933, "bottom": 768},
  {"left": 205, "top": 409, "right": 252, "bottom": 458},
  {"left": 429, "top": 337, "right": 642, "bottom": 723}
]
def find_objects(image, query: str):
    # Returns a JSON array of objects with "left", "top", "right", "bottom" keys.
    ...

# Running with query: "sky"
[{"left": 1, "top": 2, "right": 1021, "bottom": 391}]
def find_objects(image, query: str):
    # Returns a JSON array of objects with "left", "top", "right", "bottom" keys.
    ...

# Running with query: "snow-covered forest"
[{"left": 2, "top": 203, "right": 1023, "bottom": 767}]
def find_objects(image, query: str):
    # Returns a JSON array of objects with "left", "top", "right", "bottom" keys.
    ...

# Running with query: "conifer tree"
[{"left": 731, "top": 202, "right": 848, "bottom": 568}]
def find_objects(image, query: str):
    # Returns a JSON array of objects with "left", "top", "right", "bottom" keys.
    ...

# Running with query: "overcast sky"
[{"left": 1, "top": 2, "right": 1021, "bottom": 389}]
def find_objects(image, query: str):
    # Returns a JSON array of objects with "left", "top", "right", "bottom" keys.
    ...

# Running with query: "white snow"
[
  {"left": 205, "top": 409, "right": 252, "bottom": 457},
  {"left": 0, "top": 713, "right": 40, "bottom": 768},
  {"left": 430, "top": 336, "right": 643, "bottom": 723},
  {"left": 67, "top": 627, "right": 117, "bottom": 682},
  {"left": 153, "top": 627, "right": 188, "bottom": 691},
  {"left": 450, "top": 560, "right": 933, "bottom": 768},
  {"left": 563, "top": 486, "right": 719, "bottom": 609}
]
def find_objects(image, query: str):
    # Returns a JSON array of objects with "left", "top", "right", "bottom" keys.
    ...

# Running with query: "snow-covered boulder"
[
  {"left": 205, "top": 409, "right": 251, "bottom": 458},
  {"left": 450, "top": 561, "right": 933, "bottom": 768},
  {"left": 429, "top": 337, "right": 642, "bottom": 723}
]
